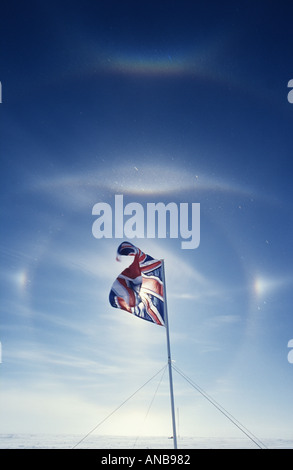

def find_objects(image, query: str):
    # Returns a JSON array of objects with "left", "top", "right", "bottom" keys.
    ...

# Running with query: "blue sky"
[{"left": 1, "top": 0, "right": 293, "bottom": 443}]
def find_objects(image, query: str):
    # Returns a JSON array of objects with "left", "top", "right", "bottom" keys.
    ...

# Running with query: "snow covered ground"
[{"left": 0, "top": 434, "right": 292, "bottom": 449}]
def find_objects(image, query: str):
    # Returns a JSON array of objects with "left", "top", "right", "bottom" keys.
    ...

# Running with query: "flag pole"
[{"left": 161, "top": 259, "right": 178, "bottom": 449}]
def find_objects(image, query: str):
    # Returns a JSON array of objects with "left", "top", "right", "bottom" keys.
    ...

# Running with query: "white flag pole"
[{"left": 161, "top": 259, "right": 178, "bottom": 449}]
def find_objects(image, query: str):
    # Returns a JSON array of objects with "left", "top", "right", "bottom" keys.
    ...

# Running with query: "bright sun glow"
[{"left": 254, "top": 275, "right": 292, "bottom": 297}]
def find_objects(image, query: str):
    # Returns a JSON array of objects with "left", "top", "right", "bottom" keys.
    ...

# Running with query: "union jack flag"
[{"left": 109, "top": 242, "right": 165, "bottom": 326}]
